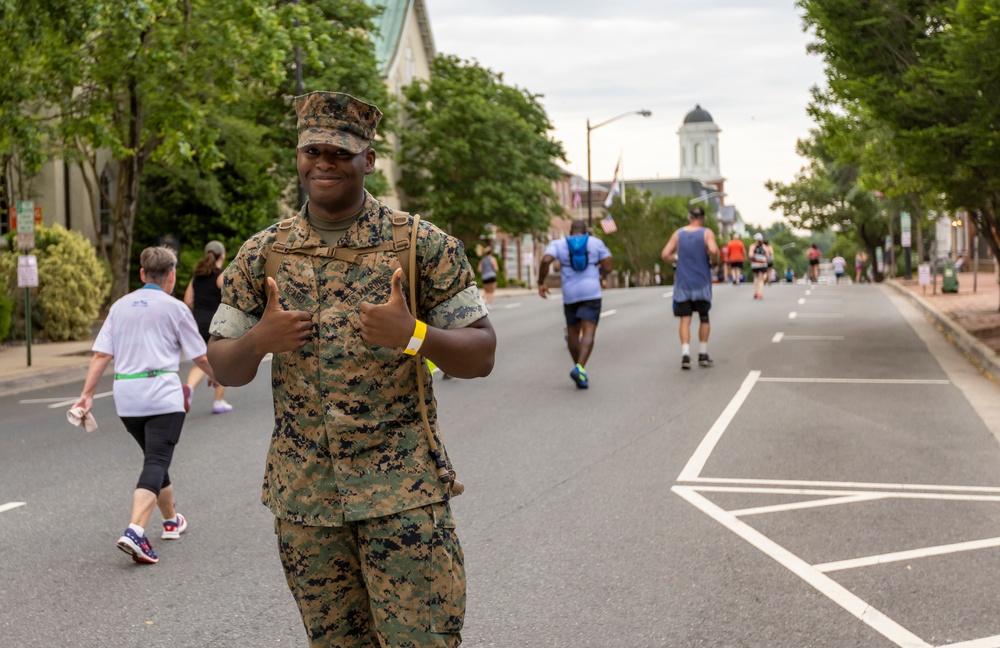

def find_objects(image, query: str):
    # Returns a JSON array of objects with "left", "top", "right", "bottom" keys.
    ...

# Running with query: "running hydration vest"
[{"left": 566, "top": 234, "right": 590, "bottom": 272}]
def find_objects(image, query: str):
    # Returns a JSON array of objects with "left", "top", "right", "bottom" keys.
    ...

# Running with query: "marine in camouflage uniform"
[{"left": 208, "top": 92, "right": 496, "bottom": 647}]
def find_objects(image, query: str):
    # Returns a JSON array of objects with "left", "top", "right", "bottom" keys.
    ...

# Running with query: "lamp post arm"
[{"left": 589, "top": 110, "right": 652, "bottom": 132}]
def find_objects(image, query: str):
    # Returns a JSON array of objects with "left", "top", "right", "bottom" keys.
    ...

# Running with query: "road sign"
[
  {"left": 901, "top": 231, "right": 911, "bottom": 248},
  {"left": 16, "top": 201, "right": 34, "bottom": 234},
  {"left": 900, "top": 212, "right": 911, "bottom": 248},
  {"left": 17, "top": 255, "right": 38, "bottom": 288},
  {"left": 918, "top": 263, "right": 931, "bottom": 286},
  {"left": 17, "top": 232, "right": 35, "bottom": 250}
]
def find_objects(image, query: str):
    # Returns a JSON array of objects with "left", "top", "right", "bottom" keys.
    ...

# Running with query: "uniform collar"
[{"left": 283, "top": 191, "right": 389, "bottom": 250}]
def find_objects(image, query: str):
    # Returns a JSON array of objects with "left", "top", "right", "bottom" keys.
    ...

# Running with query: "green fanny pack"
[{"left": 114, "top": 370, "right": 176, "bottom": 380}]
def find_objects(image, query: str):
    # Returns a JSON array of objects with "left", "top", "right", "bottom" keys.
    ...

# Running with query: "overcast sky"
[{"left": 421, "top": 0, "right": 828, "bottom": 227}]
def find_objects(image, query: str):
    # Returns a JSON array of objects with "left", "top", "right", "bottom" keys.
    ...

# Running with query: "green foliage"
[
  {"left": 0, "top": 224, "right": 109, "bottom": 341},
  {"left": 131, "top": 0, "right": 391, "bottom": 286},
  {"left": 399, "top": 55, "right": 566, "bottom": 245},
  {"left": 0, "top": 275, "right": 11, "bottom": 341},
  {"left": 596, "top": 192, "right": 692, "bottom": 284},
  {"left": 797, "top": 0, "right": 1000, "bottom": 269}
]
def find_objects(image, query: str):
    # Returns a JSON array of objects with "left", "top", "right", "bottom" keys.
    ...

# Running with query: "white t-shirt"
[
  {"left": 832, "top": 256, "right": 847, "bottom": 274},
  {"left": 544, "top": 235, "right": 611, "bottom": 304},
  {"left": 93, "top": 285, "right": 207, "bottom": 417}
]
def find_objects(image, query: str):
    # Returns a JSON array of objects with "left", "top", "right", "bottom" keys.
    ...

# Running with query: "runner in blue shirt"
[{"left": 538, "top": 220, "right": 613, "bottom": 389}]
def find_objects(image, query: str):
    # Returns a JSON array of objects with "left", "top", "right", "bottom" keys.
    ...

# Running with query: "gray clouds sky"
[{"left": 422, "top": 0, "right": 827, "bottom": 226}]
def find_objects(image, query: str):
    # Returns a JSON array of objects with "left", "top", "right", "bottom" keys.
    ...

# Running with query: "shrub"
[
  {"left": 0, "top": 224, "right": 110, "bottom": 341},
  {"left": 0, "top": 276, "right": 11, "bottom": 341}
]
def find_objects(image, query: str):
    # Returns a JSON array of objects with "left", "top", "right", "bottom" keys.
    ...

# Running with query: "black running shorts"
[{"left": 673, "top": 299, "right": 711, "bottom": 321}]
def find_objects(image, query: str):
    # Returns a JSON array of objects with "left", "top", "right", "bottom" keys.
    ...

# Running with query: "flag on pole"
[
  {"left": 600, "top": 215, "right": 618, "bottom": 234},
  {"left": 604, "top": 155, "right": 623, "bottom": 208},
  {"left": 572, "top": 178, "right": 581, "bottom": 210}
]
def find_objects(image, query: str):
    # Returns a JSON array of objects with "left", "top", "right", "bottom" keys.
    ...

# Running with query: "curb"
[
  {"left": 886, "top": 279, "right": 1000, "bottom": 382},
  {"left": 0, "top": 364, "right": 93, "bottom": 398}
]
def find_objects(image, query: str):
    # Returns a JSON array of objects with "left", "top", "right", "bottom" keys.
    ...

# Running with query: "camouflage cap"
[{"left": 294, "top": 92, "right": 382, "bottom": 154}]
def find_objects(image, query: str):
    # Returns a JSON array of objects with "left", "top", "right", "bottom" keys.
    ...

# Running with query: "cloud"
[{"left": 423, "top": 0, "right": 827, "bottom": 226}]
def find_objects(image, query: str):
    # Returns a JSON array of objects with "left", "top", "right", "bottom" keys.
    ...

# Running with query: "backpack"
[{"left": 566, "top": 234, "right": 590, "bottom": 272}]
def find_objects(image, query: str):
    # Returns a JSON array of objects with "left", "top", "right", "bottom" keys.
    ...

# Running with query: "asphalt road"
[{"left": 3, "top": 281, "right": 1000, "bottom": 648}]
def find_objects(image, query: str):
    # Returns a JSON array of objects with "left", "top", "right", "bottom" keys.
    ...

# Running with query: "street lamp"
[
  {"left": 688, "top": 191, "right": 726, "bottom": 206},
  {"left": 587, "top": 109, "right": 652, "bottom": 227}
]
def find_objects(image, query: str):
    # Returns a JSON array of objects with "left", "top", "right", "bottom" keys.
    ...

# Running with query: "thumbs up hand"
[
  {"left": 359, "top": 268, "right": 415, "bottom": 348},
  {"left": 256, "top": 277, "right": 313, "bottom": 353}
]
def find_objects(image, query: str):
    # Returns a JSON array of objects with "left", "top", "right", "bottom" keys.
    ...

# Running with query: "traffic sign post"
[
  {"left": 900, "top": 212, "right": 912, "bottom": 279},
  {"left": 15, "top": 201, "right": 36, "bottom": 366}
]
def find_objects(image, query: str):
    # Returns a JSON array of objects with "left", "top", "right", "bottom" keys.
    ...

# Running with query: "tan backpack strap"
[
  {"left": 409, "top": 214, "right": 464, "bottom": 498},
  {"left": 264, "top": 218, "right": 295, "bottom": 282},
  {"left": 391, "top": 211, "right": 412, "bottom": 286}
]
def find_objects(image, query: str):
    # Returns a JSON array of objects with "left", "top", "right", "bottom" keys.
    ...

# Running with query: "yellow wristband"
[{"left": 404, "top": 319, "right": 427, "bottom": 356}]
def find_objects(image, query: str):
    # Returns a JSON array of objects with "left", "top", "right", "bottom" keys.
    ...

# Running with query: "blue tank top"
[{"left": 674, "top": 228, "right": 712, "bottom": 303}]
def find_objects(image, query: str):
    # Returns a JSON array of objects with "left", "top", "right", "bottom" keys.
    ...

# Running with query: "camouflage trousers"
[{"left": 275, "top": 501, "right": 465, "bottom": 648}]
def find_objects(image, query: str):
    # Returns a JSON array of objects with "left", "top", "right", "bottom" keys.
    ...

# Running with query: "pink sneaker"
[{"left": 161, "top": 513, "right": 188, "bottom": 540}]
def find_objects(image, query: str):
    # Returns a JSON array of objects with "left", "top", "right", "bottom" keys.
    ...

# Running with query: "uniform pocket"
[{"left": 428, "top": 502, "right": 466, "bottom": 633}]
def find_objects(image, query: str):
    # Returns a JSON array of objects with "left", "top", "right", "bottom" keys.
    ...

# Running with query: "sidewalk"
[
  {"left": 0, "top": 286, "right": 537, "bottom": 398},
  {"left": 888, "top": 271, "right": 1000, "bottom": 380}
]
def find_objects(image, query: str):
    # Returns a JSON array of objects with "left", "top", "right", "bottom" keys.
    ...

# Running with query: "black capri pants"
[{"left": 120, "top": 412, "right": 186, "bottom": 495}]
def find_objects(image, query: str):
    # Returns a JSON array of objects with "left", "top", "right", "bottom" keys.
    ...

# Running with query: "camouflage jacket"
[{"left": 210, "top": 192, "right": 487, "bottom": 525}]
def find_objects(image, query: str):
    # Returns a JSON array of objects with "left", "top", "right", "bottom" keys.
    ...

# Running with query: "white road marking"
[
  {"left": 771, "top": 332, "right": 784, "bottom": 343},
  {"left": 600, "top": 309, "right": 617, "bottom": 317},
  {"left": 690, "top": 485, "right": 1000, "bottom": 503},
  {"left": 662, "top": 291, "right": 673, "bottom": 298},
  {"left": 504, "top": 302, "right": 522, "bottom": 309},
  {"left": 672, "top": 487, "right": 933, "bottom": 648},
  {"left": 757, "top": 377, "right": 949, "bottom": 385},
  {"left": 796, "top": 312, "right": 844, "bottom": 318},
  {"left": 798, "top": 298, "right": 806, "bottom": 305},
  {"left": 46, "top": 391, "right": 113, "bottom": 409},
  {"left": 788, "top": 311, "right": 797, "bottom": 319},
  {"left": 0, "top": 502, "right": 26, "bottom": 514},
  {"left": 941, "top": 634, "right": 1000, "bottom": 648},
  {"left": 730, "top": 494, "right": 887, "bottom": 517},
  {"left": 805, "top": 290, "right": 812, "bottom": 296},
  {"left": 686, "top": 477, "right": 1000, "bottom": 495},
  {"left": 677, "top": 371, "right": 760, "bottom": 481},
  {"left": 780, "top": 335, "right": 845, "bottom": 341},
  {"left": 814, "top": 536, "right": 1000, "bottom": 573}
]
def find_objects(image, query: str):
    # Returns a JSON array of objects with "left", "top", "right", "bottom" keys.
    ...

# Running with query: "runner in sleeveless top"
[
  {"left": 661, "top": 206, "right": 720, "bottom": 369},
  {"left": 184, "top": 240, "right": 233, "bottom": 413},
  {"left": 478, "top": 246, "right": 499, "bottom": 308}
]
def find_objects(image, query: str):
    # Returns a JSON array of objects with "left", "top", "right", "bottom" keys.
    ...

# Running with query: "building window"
[
  {"left": 99, "top": 168, "right": 114, "bottom": 239},
  {"left": 710, "top": 145, "right": 716, "bottom": 165},
  {"left": 405, "top": 45, "right": 415, "bottom": 85},
  {"left": 694, "top": 143, "right": 703, "bottom": 165}
]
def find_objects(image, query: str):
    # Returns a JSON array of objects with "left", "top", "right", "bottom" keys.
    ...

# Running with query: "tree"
[
  {"left": 132, "top": 0, "right": 392, "bottom": 290},
  {"left": 798, "top": 0, "right": 1000, "bottom": 286},
  {"left": 398, "top": 55, "right": 565, "bottom": 246},
  {"left": 38, "top": 1, "right": 293, "bottom": 302},
  {"left": 597, "top": 191, "right": 690, "bottom": 286}
]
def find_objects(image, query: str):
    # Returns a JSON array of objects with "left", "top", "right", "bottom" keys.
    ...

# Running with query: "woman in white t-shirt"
[{"left": 73, "top": 247, "right": 217, "bottom": 565}]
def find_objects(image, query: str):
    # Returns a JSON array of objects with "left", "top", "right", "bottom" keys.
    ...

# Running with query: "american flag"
[{"left": 600, "top": 215, "right": 618, "bottom": 234}]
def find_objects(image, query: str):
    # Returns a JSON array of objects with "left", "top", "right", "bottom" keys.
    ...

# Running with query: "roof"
[
  {"left": 365, "top": 0, "right": 436, "bottom": 77},
  {"left": 683, "top": 104, "right": 714, "bottom": 124}
]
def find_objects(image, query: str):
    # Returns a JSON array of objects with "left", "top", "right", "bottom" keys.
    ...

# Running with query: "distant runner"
[
  {"left": 662, "top": 206, "right": 719, "bottom": 369},
  {"left": 538, "top": 220, "right": 613, "bottom": 388}
]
